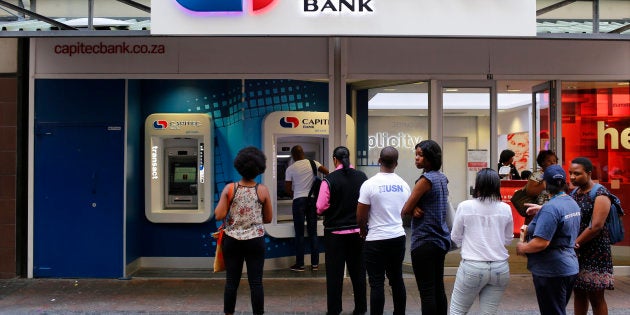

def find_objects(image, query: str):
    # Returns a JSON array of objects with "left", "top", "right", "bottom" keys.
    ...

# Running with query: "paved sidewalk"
[{"left": 2, "top": 273, "right": 630, "bottom": 314}]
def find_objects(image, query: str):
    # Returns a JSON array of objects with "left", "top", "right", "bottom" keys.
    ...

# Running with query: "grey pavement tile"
[{"left": 1, "top": 275, "right": 630, "bottom": 314}]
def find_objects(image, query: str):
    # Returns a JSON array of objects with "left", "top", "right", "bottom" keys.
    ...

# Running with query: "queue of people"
[{"left": 213, "top": 144, "right": 616, "bottom": 315}]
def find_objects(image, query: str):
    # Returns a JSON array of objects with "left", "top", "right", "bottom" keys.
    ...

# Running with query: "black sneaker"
[
  {"left": 311, "top": 264, "right": 319, "bottom": 271},
  {"left": 290, "top": 264, "right": 305, "bottom": 272}
]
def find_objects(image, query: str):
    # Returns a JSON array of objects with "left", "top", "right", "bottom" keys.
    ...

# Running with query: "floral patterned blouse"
[{"left": 224, "top": 184, "right": 266, "bottom": 240}]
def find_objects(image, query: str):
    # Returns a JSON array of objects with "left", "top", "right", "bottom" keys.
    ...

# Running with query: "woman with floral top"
[{"left": 214, "top": 146, "right": 273, "bottom": 315}]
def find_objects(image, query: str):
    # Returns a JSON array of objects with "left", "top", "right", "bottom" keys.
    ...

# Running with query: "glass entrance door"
[{"left": 438, "top": 81, "right": 496, "bottom": 206}]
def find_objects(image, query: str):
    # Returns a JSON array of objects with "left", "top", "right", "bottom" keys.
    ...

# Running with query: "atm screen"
[
  {"left": 174, "top": 167, "right": 197, "bottom": 183},
  {"left": 168, "top": 159, "right": 198, "bottom": 195}
]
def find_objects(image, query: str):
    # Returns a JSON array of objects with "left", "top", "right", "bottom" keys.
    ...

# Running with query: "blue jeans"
[
  {"left": 364, "top": 236, "right": 406, "bottom": 315},
  {"left": 411, "top": 242, "right": 448, "bottom": 315},
  {"left": 292, "top": 197, "right": 319, "bottom": 266},
  {"left": 450, "top": 259, "right": 510, "bottom": 315},
  {"left": 222, "top": 235, "right": 265, "bottom": 315}
]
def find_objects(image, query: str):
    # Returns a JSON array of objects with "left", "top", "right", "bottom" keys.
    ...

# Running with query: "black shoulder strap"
[
  {"left": 226, "top": 182, "right": 239, "bottom": 222},
  {"left": 254, "top": 183, "right": 262, "bottom": 204},
  {"left": 308, "top": 159, "right": 317, "bottom": 177}
]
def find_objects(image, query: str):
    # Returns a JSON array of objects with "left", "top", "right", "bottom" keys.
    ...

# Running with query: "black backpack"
[{"left": 307, "top": 159, "right": 323, "bottom": 204}]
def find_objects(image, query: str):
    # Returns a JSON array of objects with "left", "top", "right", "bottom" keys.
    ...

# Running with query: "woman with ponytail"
[{"left": 316, "top": 146, "right": 368, "bottom": 315}]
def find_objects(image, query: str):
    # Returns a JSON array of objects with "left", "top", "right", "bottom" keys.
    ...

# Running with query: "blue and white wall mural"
[{"left": 131, "top": 79, "right": 329, "bottom": 264}]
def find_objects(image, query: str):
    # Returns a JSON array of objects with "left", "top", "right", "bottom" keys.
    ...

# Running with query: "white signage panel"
[{"left": 152, "top": 0, "right": 536, "bottom": 36}]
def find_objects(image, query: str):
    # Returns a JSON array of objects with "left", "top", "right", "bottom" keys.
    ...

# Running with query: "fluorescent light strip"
[{"left": 368, "top": 93, "right": 532, "bottom": 110}]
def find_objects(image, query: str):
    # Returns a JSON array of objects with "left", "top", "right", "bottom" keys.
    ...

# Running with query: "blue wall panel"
[
  {"left": 35, "top": 79, "right": 125, "bottom": 124},
  {"left": 34, "top": 79, "right": 125, "bottom": 277}
]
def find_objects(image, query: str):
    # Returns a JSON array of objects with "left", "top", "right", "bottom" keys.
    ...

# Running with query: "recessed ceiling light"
[
  {"left": 444, "top": 88, "right": 459, "bottom": 92},
  {"left": 507, "top": 89, "right": 521, "bottom": 92},
  {"left": 383, "top": 88, "right": 397, "bottom": 91},
  {"left": 618, "top": 82, "right": 629, "bottom": 86}
]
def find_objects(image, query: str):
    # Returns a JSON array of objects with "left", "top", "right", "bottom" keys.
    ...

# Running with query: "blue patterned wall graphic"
[{"left": 136, "top": 79, "right": 328, "bottom": 260}]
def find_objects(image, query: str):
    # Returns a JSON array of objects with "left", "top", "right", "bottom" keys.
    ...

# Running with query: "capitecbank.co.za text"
[{"left": 54, "top": 42, "right": 166, "bottom": 56}]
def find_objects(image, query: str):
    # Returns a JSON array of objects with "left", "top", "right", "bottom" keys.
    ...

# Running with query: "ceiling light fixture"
[{"left": 506, "top": 84, "right": 521, "bottom": 92}]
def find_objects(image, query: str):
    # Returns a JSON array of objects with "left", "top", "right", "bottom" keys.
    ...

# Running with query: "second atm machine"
[{"left": 262, "top": 111, "right": 355, "bottom": 238}]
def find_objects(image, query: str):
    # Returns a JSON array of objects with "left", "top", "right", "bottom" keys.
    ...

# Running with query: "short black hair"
[
  {"left": 415, "top": 140, "right": 442, "bottom": 171},
  {"left": 233, "top": 146, "right": 267, "bottom": 180},
  {"left": 536, "top": 150, "right": 557, "bottom": 168},
  {"left": 571, "top": 157, "right": 593, "bottom": 173},
  {"left": 379, "top": 146, "right": 398, "bottom": 168},
  {"left": 521, "top": 170, "right": 532, "bottom": 180},
  {"left": 499, "top": 149, "right": 515, "bottom": 164},
  {"left": 546, "top": 180, "right": 568, "bottom": 195},
  {"left": 473, "top": 168, "right": 502, "bottom": 202},
  {"left": 290, "top": 145, "right": 304, "bottom": 160}
]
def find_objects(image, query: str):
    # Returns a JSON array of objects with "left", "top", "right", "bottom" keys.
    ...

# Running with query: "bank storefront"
[{"left": 2, "top": 0, "right": 629, "bottom": 278}]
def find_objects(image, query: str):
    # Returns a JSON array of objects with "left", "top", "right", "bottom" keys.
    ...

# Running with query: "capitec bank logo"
[
  {"left": 280, "top": 117, "right": 300, "bottom": 128},
  {"left": 153, "top": 120, "right": 169, "bottom": 129},
  {"left": 175, "top": 0, "right": 276, "bottom": 13}
]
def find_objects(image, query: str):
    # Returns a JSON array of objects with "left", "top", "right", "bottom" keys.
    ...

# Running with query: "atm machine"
[
  {"left": 145, "top": 113, "right": 213, "bottom": 223},
  {"left": 262, "top": 111, "right": 355, "bottom": 238}
]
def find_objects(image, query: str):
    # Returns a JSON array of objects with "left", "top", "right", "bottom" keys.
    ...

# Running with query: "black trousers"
[
  {"left": 364, "top": 235, "right": 407, "bottom": 315},
  {"left": 411, "top": 242, "right": 448, "bottom": 315},
  {"left": 324, "top": 231, "right": 367, "bottom": 315},
  {"left": 533, "top": 273, "right": 577, "bottom": 315},
  {"left": 222, "top": 235, "right": 265, "bottom": 315}
]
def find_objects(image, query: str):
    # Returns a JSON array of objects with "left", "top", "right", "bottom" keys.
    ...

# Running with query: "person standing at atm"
[
  {"left": 214, "top": 146, "right": 273, "bottom": 315},
  {"left": 285, "top": 145, "right": 329, "bottom": 272}
]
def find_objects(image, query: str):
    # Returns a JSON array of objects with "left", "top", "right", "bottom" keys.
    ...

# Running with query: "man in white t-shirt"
[
  {"left": 285, "top": 145, "right": 329, "bottom": 271},
  {"left": 357, "top": 146, "right": 411, "bottom": 315}
]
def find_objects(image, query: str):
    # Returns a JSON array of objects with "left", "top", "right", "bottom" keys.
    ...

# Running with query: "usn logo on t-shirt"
[{"left": 378, "top": 185, "right": 405, "bottom": 193}]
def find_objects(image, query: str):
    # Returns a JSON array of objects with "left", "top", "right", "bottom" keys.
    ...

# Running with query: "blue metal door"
[{"left": 34, "top": 123, "right": 124, "bottom": 277}]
